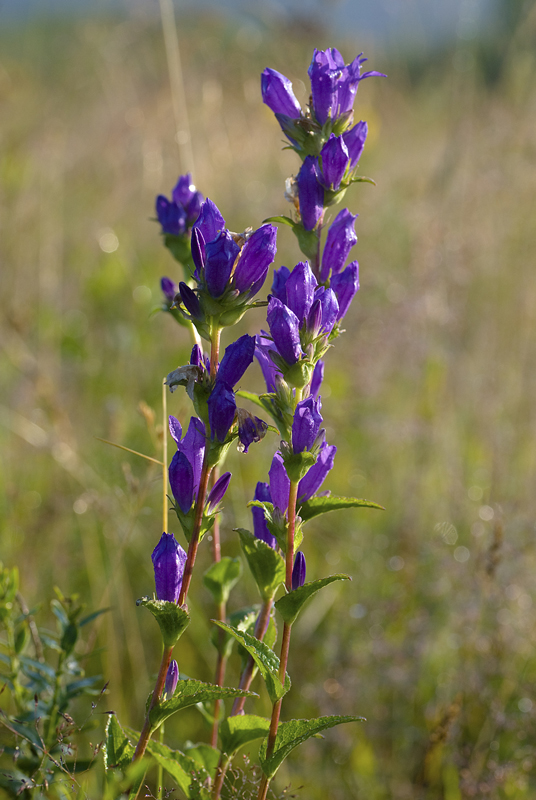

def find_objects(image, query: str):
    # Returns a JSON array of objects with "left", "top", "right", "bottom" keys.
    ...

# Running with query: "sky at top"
[{"left": 1, "top": 0, "right": 497, "bottom": 47}]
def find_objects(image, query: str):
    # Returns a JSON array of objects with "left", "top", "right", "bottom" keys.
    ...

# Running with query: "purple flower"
[
  {"left": 252, "top": 482, "right": 277, "bottom": 549},
  {"left": 178, "top": 282, "right": 201, "bottom": 319},
  {"left": 206, "top": 471, "right": 232, "bottom": 513},
  {"left": 169, "top": 416, "right": 206, "bottom": 500},
  {"left": 319, "top": 134, "right": 349, "bottom": 191},
  {"left": 165, "top": 659, "right": 179, "bottom": 697},
  {"left": 255, "top": 334, "right": 280, "bottom": 393},
  {"left": 310, "top": 360, "right": 324, "bottom": 398},
  {"left": 156, "top": 195, "right": 187, "bottom": 236},
  {"left": 237, "top": 409, "right": 268, "bottom": 454},
  {"left": 292, "top": 551, "right": 306, "bottom": 590},
  {"left": 192, "top": 198, "right": 225, "bottom": 245},
  {"left": 320, "top": 208, "right": 358, "bottom": 282},
  {"left": 161, "top": 277, "right": 178, "bottom": 303},
  {"left": 331, "top": 262, "right": 359, "bottom": 321},
  {"left": 297, "top": 441, "right": 337, "bottom": 502},
  {"left": 292, "top": 396, "right": 323, "bottom": 453},
  {"left": 172, "top": 174, "right": 203, "bottom": 225},
  {"left": 218, "top": 334, "right": 256, "bottom": 388},
  {"left": 284, "top": 261, "right": 317, "bottom": 324},
  {"left": 269, "top": 452, "right": 290, "bottom": 515},
  {"left": 191, "top": 228, "right": 206, "bottom": 279},
  {"left": 208, "top": 381, "right": 236, "bottom": 442},
  {"left": 152, "top": 532, "right": 187, "bottom": 603},
  {"left": 342, "top": 121, "right": 368, "bottom": 170},
  {"left": 318, "top": 287, "right": 339, "bottom": 334},
  {"left": 297, "top": 156, "right": 324, "bottom": 231},
  {"left": 308, "top": 48, "right": 385, "bottom": 126},
  {"left": 271, "top": 266, "right": 290, "bottom": 303},
  {"left": 233, "top": 224, "right": 277, "bottom": 295},
  {"left": 267, "top": 297, "right": 302, "bottom": 366},
  {"left": 261, "top": 68, "right": 302, "bottom": 119},
  {"left": 169, "top": 450, "right": 194, "bottom": 513},
  {"left": 204, "top": 230, "right": 241, "bottom": 298}
]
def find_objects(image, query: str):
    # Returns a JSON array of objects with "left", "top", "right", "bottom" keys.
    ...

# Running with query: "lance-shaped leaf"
[
  {"left": 149, "top": 679, "right": 257, "bottom": 730},
  {"left": 212, "top": 621, "right": 291, "bottom": 704},
  {"left": 104, "top": 714, "right": 134, "bottom": 770},
  {"left": 259, "top": 715, "right": 365, "bottom": 778},
  {"left": 298, "top": 495, "right": 384, "bottom": 522},
  {"left": 125, "top": 728, "right": 204, "bottom": 796},
  {"left": 237, "top": 529, "right": 285, "bottom": 601},
  {"left": 203, "top": 557, "right": 242, "bottom": 605},
  {"left": 136, "top": 597, "right": 190, "bottom": 648},
  {"left": 219, "top": 715, "right": 271, "bottom": 756},
  {"left": 275, "top": 574, "right": 351, "bottom": 626}
]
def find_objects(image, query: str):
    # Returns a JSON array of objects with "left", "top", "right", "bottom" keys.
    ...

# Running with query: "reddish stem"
[
  {"left": 132, "top": 645, "right": 173, "bottom": 763},
  {"left": 231, "top": 597, "right": 274, "bottom": 716}
]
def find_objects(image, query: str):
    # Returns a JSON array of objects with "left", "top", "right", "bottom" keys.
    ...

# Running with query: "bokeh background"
[{"left": 1, "top": 0, "right": 536, "bottom": 797}]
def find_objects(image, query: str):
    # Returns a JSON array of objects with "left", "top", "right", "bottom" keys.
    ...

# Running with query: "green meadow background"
[{"left": 1, "top": 3, "right": 536, "bottom": 797}]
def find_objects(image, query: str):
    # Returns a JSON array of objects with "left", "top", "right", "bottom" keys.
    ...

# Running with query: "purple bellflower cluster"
[{"left": 133, "top": 44, "right": 383, "bottom": 799}]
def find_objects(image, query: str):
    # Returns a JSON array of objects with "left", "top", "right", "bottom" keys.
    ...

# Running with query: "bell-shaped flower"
[
  {"left": 252, "top": 482, "right": 277, "bottom": 549},
  {"left": 318, "top": 287, "right": 339, "bottom": 334},
  {"left": 152, "top": 532, "right": 187, "bottom": 603},
  {"left": 233, "top": 224, "right": 277, "bottom": 295},
  {"left": 156, "top": 173, "right": 203, "bottom": 236},
  {"left": 337, "top": 54, "right": 386, "bottom": 117},
  {"left": 192, "top": 198, "right": 225, "bottom": 245},
  {"left": 310, "top": 360, "right": 324, "bottom": 398},
  {"left": 342, "top": 120, "right": 368, "bottom": 170},
  {"left": 292, "top": 396, "right": 323, "bottom": 454},
  {"left": 319, "top": 134, "right": 350, "bottom": 191},
  {"left": 208, "top": 381, "right": 236, "bottom": 442},
  {"left": 271, "top": 266, "right": 290, "bottom": 303},
  {"left": 169, "top": 450, "right": 194, "bottom": 513},
  {"left": 218, "top": 334, "right": 256, "bottom": 388},
  {"left": 178, "top": 282, "right": 202, "bottom": 319},
  {"left": 204, "top": 230, "right": 241, "bottom": 298},
  {"left": 171, "top": 173, "right": 203, "bottom": 225},
  {"left": 156, "top": 195, "right": 187, "bottom": 236},
  {"left": 236, "top": 409, "right": 268, "bottom": 454},
  {"left": 206, "top": 471, "right": 232, "bottom": 513},
  {"left": 292, "top": 551, "right": 306, "bottom": 590},
  {"left": 297, "top": 156, "right": 324, "bottom": 232},
  {"left": 267, "top": 297, "right": 303, "bottom": 366},
  {"left": 269, "top": 452, "right": 290, "bottom": 515},
  {"left": 261, "top": 68, "right": 302, "bottom": 119},
  {"left": 165, "top": 659, "right": 179, "bottom": 697},
  {"left": 161, "top": 277, "right": 178, "bottom": 304},
  {"left": 331, "top": 262, "right": 359, "bottom": 321},
  {"left": 285, "top": 261, "right": 317, "bottom": 324},
  {"left": 255, "top": 334, "right": 280, "bottom": 393},
  {"left": 169, "top": 416, "right": 206, "bottom": 500},
  {"left": 297, "top": 441, "right": 337, "bottom": 502},
  {"left": 320, "top": 208, "right": 358, "bottom": 282}
]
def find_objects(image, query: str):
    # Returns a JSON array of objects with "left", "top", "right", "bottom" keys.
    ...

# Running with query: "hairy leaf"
[
  {"left": 136, "top": 597, "right": 190, "bottom": 648},
  {"left": 299, "top": 495, "right": 384, "bottom": 522},
  {"left": 237, "top": 529, "right": 285, "bottom": 601},
  {"left": 275, "top": 574, "right": 351, "bottom": 626},
  {"left": 219, "top": 714, "right": 271, "bottom": 756},
  {"left": 203, "top": 557, "right": 242, "bottom": 605},
  {"left": 149, "top": 680, "right": 256, "bottom": 730}
]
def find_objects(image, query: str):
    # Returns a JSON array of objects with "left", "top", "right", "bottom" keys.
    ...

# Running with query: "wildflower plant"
[{"left": 109, "top": 46, "right": 385, "bottom": 799}]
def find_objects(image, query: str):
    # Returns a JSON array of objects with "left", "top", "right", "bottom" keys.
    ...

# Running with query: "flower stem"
[
  {"left": 210, "top": 324, "right": 221, "bottom": 380},
  {"left": 256, "top": 480, "right": 299, "bottom": 800},
  {"left": 132, "top": 645, "right": 173, "bottom": 763}
]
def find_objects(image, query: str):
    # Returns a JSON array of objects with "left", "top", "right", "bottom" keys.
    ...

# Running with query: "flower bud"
[
  {"left": 267, "top": 297, "right": 302, "bottom": 366},
  {"left": 320, "top": 208, "right": 357, "bottom": 282},
  {"left": 152, "top": 532, "right": 187, "bottom": 603},
  {"left": 297, "top": 441, "right": 337, "bottom": 503},
  {"left": 310, "top": 360, "right": 324, "bottom": 398},
  {"left": 217, "top": 334, "right": 256, "bottom": 388},
  {"left": 192, "top": 198, "right": 225, "bottom": 245},
  {"left": 342, "top": 121, "right": 368, "bottom": 170},
  {"left": 156, "top": 195, "right": 187, "bottom": 236},
  {"left": 161, "top": 277, "right": 178, "bottom": 303},
  {"left": 292, "top": 551, "right": 306, "bottom": 590},
  {"left": 319, "top": 134, "right": 349, "bottom": 191},
  {"left": 269, "top": 452, "right": 290, "bottom": 515},
  {"left": 206, "top": 472, "right": 232, "bottom": 513},
  {"left": 179, "top": 282, "right": 201, "bottom": 319},
  {"left": 165, "top": 659, "right": 179, "bottom": 697},
  {"left": 271, "top": 266, "right": 290, "bottom": 302},
  {"left": 292, "top": 397, "right": 323, "bottom": 454},
  {"left": 285, "top": 261, "right": 317, "bottom": 324},
  {"left": 208, "top": 381, "right": 236, "bottom": 442},
  {"left": 233, "top": 224, "right": 277, "bottom": 295},
  {"left": 297, "top": 156, "right": 324, "bottom": 231},
  {"left": 252, "top": 482, "right": 277, "bottom": 549},
  {"left": 261, "top": 68, "right": 302, "bottom": 119},
  {"left": 169, "top": 451, "right": 194, "bottom": 513},
  {"left": 331, "top": 262, "right": 359, "bottom": 321},
  {"left": 204, "top": 230, "right": 241, "bottom": 298}
]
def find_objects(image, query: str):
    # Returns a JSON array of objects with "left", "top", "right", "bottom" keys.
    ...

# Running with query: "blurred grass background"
[{"left": 1, "top": 1, "right": 536, "bottom": 797}]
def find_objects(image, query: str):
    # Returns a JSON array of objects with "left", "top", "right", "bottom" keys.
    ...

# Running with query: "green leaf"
[
  {"left": 184, "top": 742, "right": 220, "bottom": 776},
  {"left": 259, "top": 715, "right": 365, "bottom": 778},
  {"left": 79, "top": 607, "right": 111, "bottom": 627},
  {"left": 136, "top": 597, "right": 190, "bottom": 647},
  {"left": 124, "top": 730, "right": 203, "bottom": 797},
  {"left": 104, "top": 714, "right": 134, "bottom": 770},
  {"left": 149, "top": 680, "right": 257, "bottom": 730},
  {"left": 262, "top": 215, "right": 296, "bottom": 228},
  {"left": 212, "top": 622, "right": 290, "bottom": 704},
  {"left": 0, "top": 711, "right": 44, "bottom": 752},
  {"left": 219, "top": 715, "right": 271, "bottom": 756},
  {"left": 237, "top": 529, "right": 285, "bottom": 602},
  {"left": 203, "top": 557, "right": 242, "bottom": 606},
  {"left": 275, "top": 574, "right": 351, "bottom": 626},
  {"left": 298, "top": 495, "right": 384, "bottom": 522}
]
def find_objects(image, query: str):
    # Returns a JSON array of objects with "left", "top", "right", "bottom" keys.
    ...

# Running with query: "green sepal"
[
  {"left": 299, "top": 495, "right": 384, "bottom": 522},
  {"left": 247, "top": 501, "right": 303, "bottom": 554},
  {"left": 212, "top": 621, "right": 290, "bottom": 704},
  {"left": 262, "top": 215, "right": 296, "bottom": 228},
  {"left": 149, "top": 679, "right": 257, "bottom": 730},
  {"left": 203, "top": 557, "right": 242, "bottom": 606},
  {"left": 237, "top": 529, "right": 285, "bottom": 602},
  {"left": 219, "top": 715, "right": 271, "bottom": 756},
  {"left": 136, "top": 597, "right": 190, "bottom": 648},
  {"left": 284, "top": 359, "right": 314, "bottom": 391},
  {"left": 104, "top": 714, "right": 134, "bottom": 770},
  {"left": 349, "top": 174, "right": 376, "bottom": 186},
  {"left": 275, "top": 574, "right": 351, "bottom": 626},
  {"left": 282, "top": 450, "right": 317, "bottom": 483},
  {"left": 163, "top": 233, "right": 192, "bottom": 268},
  {"left": 236, "top": 390, "right": 286, "bottom": 433},
  {"left": 259, "top": 715, "right": 365, "bottom": 779},
  {"left": 292, "top": 223, "right": 320, "bottom": 261}
]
